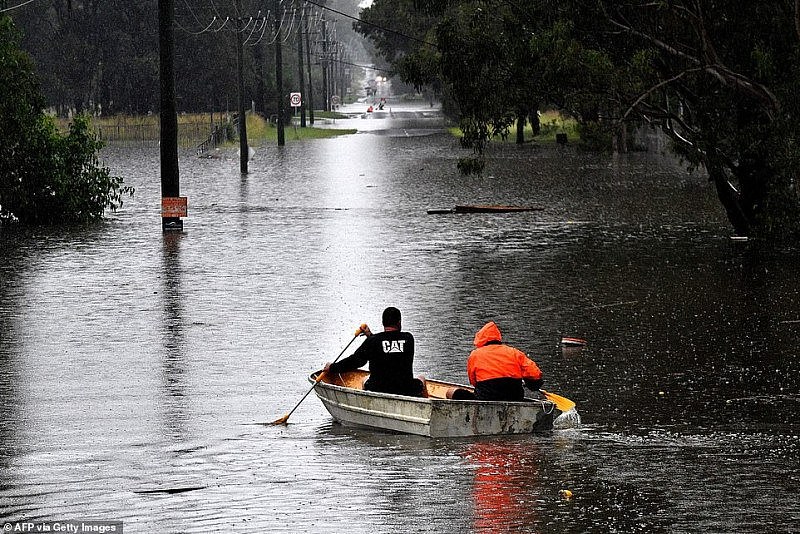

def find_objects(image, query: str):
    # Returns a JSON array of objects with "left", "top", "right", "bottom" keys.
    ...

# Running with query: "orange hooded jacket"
[{"left": 467, "top": 322, "right": 542, "bottom": 386}]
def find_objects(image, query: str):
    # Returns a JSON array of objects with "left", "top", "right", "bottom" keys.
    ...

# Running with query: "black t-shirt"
[{"left": 328, "top": 330, "right": 417, "bottom": 395}]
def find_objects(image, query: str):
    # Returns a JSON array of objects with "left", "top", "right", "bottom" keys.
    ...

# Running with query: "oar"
[
  {"left": 541, "top": 390, "right": 576, "bottom": 412},
  {"left": 268, "top": 328, "right": 363, "bottom": 425}
]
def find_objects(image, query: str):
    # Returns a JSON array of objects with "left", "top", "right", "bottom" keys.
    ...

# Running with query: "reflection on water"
[
  {"left": 1, "top": 102, "right": 799, "bottom": 532},
  {"left": 465, "top": 441, "right": 541, "bottom": 532},
  {"left": 160, "top": 232, "right": 188, "bottom": 441}
]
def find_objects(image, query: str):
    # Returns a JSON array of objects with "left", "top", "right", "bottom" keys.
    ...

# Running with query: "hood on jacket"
[{"left": 473, "top": 321, "right": 502, "bottom": 348}]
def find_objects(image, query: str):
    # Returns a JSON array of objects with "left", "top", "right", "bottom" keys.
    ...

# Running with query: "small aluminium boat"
[{"left": 310, "top": 370, "right": 560, "bottom": 438}]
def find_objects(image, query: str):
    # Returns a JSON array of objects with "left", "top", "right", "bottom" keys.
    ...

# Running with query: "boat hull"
[{"left": 310, "top": 370, "right": 558, "bottom": 438}]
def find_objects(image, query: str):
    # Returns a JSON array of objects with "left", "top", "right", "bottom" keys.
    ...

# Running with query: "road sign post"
[{"left": 290, "top": 93, "right": 301, "bottom": 124}]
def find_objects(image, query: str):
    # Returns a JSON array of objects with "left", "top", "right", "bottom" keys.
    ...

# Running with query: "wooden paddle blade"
[
  {"left": 269, "top": 414, "right": 290, "bottom": 425},
  {"left": 541, "top": 390, "right": 576, "bottom": 412},
  {"left": 266, "top": 333, "right": 359, "bottom": 427}
]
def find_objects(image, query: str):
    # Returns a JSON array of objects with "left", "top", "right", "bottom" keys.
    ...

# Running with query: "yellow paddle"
[
  {"left": 541, "top": 390, "right": 576, "bottom": 412},
  {"left": 268, "top": 325, "right": 366, "bottom": 425}
]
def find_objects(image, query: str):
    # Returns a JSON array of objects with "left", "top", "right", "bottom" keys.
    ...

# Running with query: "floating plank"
[
  {"left": 134, "top": 486, "right": 206, "bottom": 495},
  {"left": 455, "top": 205, "right": 541, "bottom": 213},
  {"left": 427, "top": 205, "right": 542, "bottom": 214},
  {"left": 561, "top": 337, "right": 587, "bottom": 346}
]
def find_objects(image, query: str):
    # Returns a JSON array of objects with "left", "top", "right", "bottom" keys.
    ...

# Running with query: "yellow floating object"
[{"left": 559, "top": 489, "right": 573, "bottom": 499}]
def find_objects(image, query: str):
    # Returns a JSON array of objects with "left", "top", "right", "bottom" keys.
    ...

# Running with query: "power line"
[
  {"left": 338, "top": 57, "right": 390, "bottom": 74},
  {"left": 1, "top": 0, "right": 40, "bottom": 13},
  {"left": 173, "top": 1, "right": 388, "bottom": 72},
  {"left": 280, "top": 39, "right": 389, "bottom": 73},
  {"left": 303, "top": 0, "right": 436, "bottom": 48}
]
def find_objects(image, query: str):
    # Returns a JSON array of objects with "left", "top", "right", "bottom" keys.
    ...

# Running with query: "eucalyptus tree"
[
  {"left": 12, "top": 1, "right": 159, "bottom": 114},
  {"left": 355, "top": 0, "right": 443, "bottom": 98},
  {"left": 356, "top": 0, "right": 800, "bottom": 238},
  {"left": 582, "top": 1, "right": 800, "bottom": 238},
  {"left": 357, "top": 0, "right": 589, "bottom": 169},
  {"left": 0, "top": 14, "right": 131, "bottom": 224}
]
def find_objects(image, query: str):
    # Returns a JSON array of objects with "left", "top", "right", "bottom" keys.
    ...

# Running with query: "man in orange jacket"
[{"left": 467, "top": 321, "right": 543, "bottom": 401}]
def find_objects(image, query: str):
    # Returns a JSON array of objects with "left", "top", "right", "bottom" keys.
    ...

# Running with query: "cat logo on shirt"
[{"left": 382, "top": 340, "right": 406, "bottom": 353}]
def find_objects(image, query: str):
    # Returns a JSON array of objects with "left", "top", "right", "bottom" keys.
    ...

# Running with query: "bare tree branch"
[
  {"left": 604, "top": 5, "right": 780, "bottom": 116},
  {"left": 621, "top": 67, "right": 702, "bottom": 121}
]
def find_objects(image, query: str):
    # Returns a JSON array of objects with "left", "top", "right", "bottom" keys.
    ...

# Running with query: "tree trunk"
[
  {"left": 516, "top": 110, "right": 526, "bottom": 144},
  {"left": 706, "top": 158, "right": 751, "bottom": 235},
  {"left": 529, "top": 111, "right": 540, "bottom": 136}
]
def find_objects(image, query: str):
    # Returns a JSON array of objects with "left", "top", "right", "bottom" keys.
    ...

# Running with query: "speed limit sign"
[{"left": 289, "top": 92, "right": 302, "bottom": 107}]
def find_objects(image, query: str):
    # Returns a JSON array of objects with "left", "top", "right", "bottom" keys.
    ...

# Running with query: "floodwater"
[{"left": 1, "top": 102, "right": 799, "bottom": 533}]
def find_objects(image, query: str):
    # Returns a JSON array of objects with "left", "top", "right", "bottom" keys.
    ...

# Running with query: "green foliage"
[
  {"left": 601, "top": 1, "right": 800, "bottom": 238},
  {"left": 358, "top": 0, "right": 800, "bottom": 238},
  {"left": 358, "top": 1, "right": 615, "bottom": 157},
  {"left": 0, "top": 15, "right": 132, "bottom": 225},
  {"left": 575, "top": 122, "right": 613, "bottom": 152},
  {"left": 457, "top": 155, "right": 485, "bottom": 175},
  {"left": 536, "top": 111, "right": 579, "bottom": 143}
]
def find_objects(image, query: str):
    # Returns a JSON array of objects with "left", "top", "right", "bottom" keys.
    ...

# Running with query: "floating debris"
[
  {"left": 133, "top": 486, "right": 206, "bottom": 495},
  {"left": 427, "top": 205, "right": 543, "bottom": 214}
]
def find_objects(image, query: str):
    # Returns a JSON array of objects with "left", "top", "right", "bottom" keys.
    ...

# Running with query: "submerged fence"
[
  {"left": 195, "top": 122, "right": 234, "bottom": 156},
  {"left": 91, "top": 115, "right": 235, "bottom": 149}
]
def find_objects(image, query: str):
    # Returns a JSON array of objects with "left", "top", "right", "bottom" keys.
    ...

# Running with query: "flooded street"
[{"left": 1, "top": 102, "right": 799, "bottom": 533}]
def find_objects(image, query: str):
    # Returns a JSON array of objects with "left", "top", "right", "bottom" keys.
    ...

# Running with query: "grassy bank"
[
  {"left": 535, "top": 110, "right": 579, "bottom": 143},
  {"left": 448, "top": 110, "right": 579, "bottom": 144},
  {"left": 245, "top": 113, "right": 355, "bottom": 145},
  {"left": 55, "top": 112, "right": 356, "bottom": 147}
]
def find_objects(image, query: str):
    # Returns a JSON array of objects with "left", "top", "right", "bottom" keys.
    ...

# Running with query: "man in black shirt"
[{"left": 325, "top": 307, "right": 426, "bottom": 397}]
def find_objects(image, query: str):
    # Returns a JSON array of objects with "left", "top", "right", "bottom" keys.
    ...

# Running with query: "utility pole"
[
  {"left": 341, "top": 48, "right": 350, "bottom": 102},
  {"left": 304, "top": 6, "right": 315, "bottom": 125},
  {"left": 297, "top": 5, "right": 306, "bottom": 128},
  {"left": 235, "top": 0, "right": 248, "bottom": 174},
  {"left": 337, "top": 43, "right": 344, "bottom": 103},
  {"left": 321, "top": 16, "right": 329, "bottom": 112},
  {"left": 274, "top": 0, "right": 285, "bottom": 146},
  {"left": 331, "top": 41, "right": 338, "bottom": 104},
  {"left": 158, "top": 0, "right": 183, "bottom": 231}
]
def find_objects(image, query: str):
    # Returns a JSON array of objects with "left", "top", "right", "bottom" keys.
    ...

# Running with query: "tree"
[
  {"left": 357, "top": 0, "right": 800, "bottom": 239},
  {"left": 355, "top": 0, "right": 443, "bottom": 98},
  {"left": 12, "top": 1, "right": 159, "bottom": 114},
  {"left": 580, "top": 1, "right": 800, "bottom": 238},
  {"left": 358, "top": 1, "right": 598, "bottom": 168},
  {"left": 0, "top": 14, "right": 131, "bottom": 225}
]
